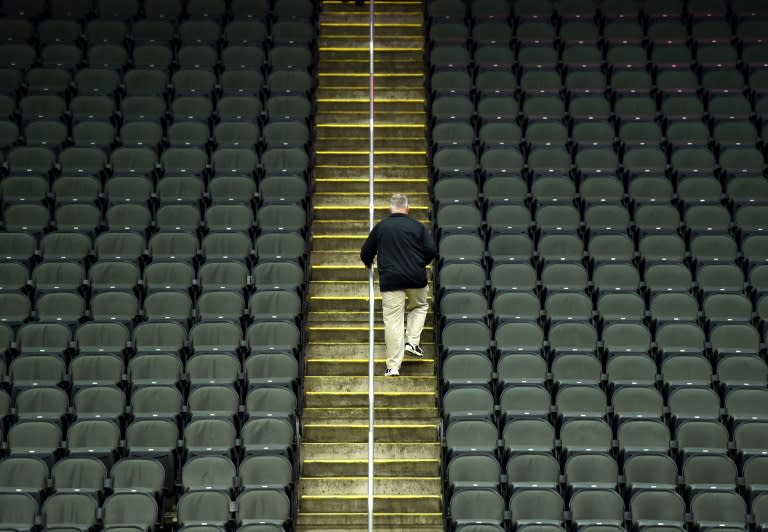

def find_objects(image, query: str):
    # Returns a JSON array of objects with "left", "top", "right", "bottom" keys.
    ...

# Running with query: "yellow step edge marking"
[
  {"left": 319, "top": 46, "right": 423, "bottom": 51},
  {"left": 317, "top": 124, "right": 423, "bottom": 128},
  {"left": 318, "top": 72, "right": 424, "bottom": 76},
  {"left": 300, "top": 476, "right": 440, "bottom": 480},
  {"left": 305, "top": 391, "right": 435, "bottom": 396},
  {"left": 320, "top": 23, "right": 422, "bottom": 27},
  {"left": 304, "top": 459, "right": 439, "bottom": 463}
]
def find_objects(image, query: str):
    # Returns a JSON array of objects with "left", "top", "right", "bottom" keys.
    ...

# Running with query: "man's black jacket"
[{"left": 360, "top": 213, "right": 437, "bottom": 292}]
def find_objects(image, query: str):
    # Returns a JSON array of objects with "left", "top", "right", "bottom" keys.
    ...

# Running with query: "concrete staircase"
[{"left": 296, "top": 1, "right": 443, "bottom": 530}]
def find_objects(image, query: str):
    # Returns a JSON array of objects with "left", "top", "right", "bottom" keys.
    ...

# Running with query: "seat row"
[
  {"left": 434, "top": 174, "right": 768, "bottom": 209},
  {"left": 426, "top": 0, "right": 767, "bottom": 22},
  {"left": 0, "top": 383, "right": 296, "bottom": 422},
  {"left": 2, "top": 145, "right": 310, "bottom": 179},
  {"left": 440, "top": 319, "right": 767, "bottom": 357},
  {"left": 434, "top": 202, "right": 767, "bottom": 236},
  {"left": 0, "top": 319, "right": 302, "bottom": 355},
  {"left": 447, "top": 486, "right": 767, "bottom": 531},
  {"left": 437, "top": 232, "right": 768, "bottom": 268},
  {"left": 0, "top": 42, "right": 313, "bottom": 75},
  {"left": 0, "top": 259, "right": 306, "bottom": 293},
  {"left": 1, "top": 203, "right": 308, "bottom": 236},
  {"left": 2, "top": 91, "right": 311, "bottom": 124},
  {"left": 1, "top": 0, "right": 307, "bottom": 21},
  {"left": 441, "top": 350, "right": 765, "bottom": 392},
  {"left": 439, "top": 290, "right": 768, "bottom": 329},
  {"left": 0, "top": 230, "right": 308, "bottom": 266},
  {"left": 0, "top": 416, "right": 296, "bottom": 460},
  {"left": 0, "top": 174, "right": 305, "bottom": 209},
  {"left": 0, "top": 349, "right": 298, "bottom": 389},
  {"left": 431, "top": 146, "right": 767, "bottom": 181},
  {"left": 1, "top": 119, "right": 312, "bottom": 153},
  {"left": 0, "top": 288, "right": 303, "bottom": 326},
  {"left": 0, "top": 488, "right": 291, "bottom": 530},
  {"left": 442, "top": 382, "right": 768, "bottom": 424},
  {"left": 1, "top": 18, "right": 311, "bottom": 47},
  {"left": 0, "top": 453, "right": 294, "bottom": 498}
]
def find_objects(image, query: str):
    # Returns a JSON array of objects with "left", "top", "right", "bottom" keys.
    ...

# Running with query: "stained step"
[
  {"left": 296, "top": 512, "right": 443, "bottom": 529},
  {"left": 302, "top": 442, "right": 440, "bottom": 477},
  {"left": 302, "top": 421, "right": 438, "bottom": 442},
  {"left": 305, "top": 358, "right": 435, "bottom": 376},
  {"left": 305, "top": 342, "right": 435, "bottom": 358},
  {"left": 302, "top": 405, "right": 439, "bottom": 420}
]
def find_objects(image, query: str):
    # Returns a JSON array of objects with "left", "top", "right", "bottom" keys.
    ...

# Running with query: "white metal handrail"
[{"left": 366, "top": 0, "right": 376, "bottom": 530}]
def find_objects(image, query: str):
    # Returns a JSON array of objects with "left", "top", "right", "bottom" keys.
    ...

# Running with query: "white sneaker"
[
  {"left": 405, "top": 342, "right": 424, "bottom": 357},
  {"left": 384, "top": 368, "right": 400, "bottom": 376}
]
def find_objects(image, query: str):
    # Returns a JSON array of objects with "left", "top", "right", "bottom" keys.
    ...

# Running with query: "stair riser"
[
  {"left": 302, "top": 424, "right": 438, "bottom": 442},
  {"left": 305, "top": 360, "right": 434, "bottom": 376},
  {"left": 310, "top": 265, "right": 429, "bottom": 281},
  {"left": 313, "top": 181, "right": 428, "bottom": 196},
  {"left": 304, "top": 375, "right": 437, "bottom": 393},
  {"left": 302, "top": 460, "right": 440, "bottom": 477},
  {"left": 321, "top": 1, "right": 424, "bottom": 14},
  {"left": 302, "top": 406, "right": 438, "bottom": 419},
  {"left": 317, "top": 101, "right": 425, "bottom": 116},
  {"left": 320, "top": 36, "right": 424, "bottom": 49},
  {"left": 317, "top": 88, "right": 425, "bottom": 101},
  {"left": 318, "top": 60, "right": 424, "bottom": 74},
  {"left": 300, "top": 477, "right": 440, "bottom": 496},
  {"left": 319, "top": 25, "right": 422, "bottom": 38},
  {"left": 304, "top": 393, "right": 437, "bottom": 409},
  {"left": 307, "top": 327, "right": 434, "bottom": 343},
  {"left": 318, "top": 75, "right": 424, "bottom": 90},
  {"left": 314, "top": 166, "right": 428, "bottom": 179},
  {"left": 296, "top": 513, "right": 443, "bottom": 528},
  {"left": 300, "top": 496, "right": 440, "bottom": 514},
  {"left": 312, "top": 207, "right": 429, "bottom": 222},
  {"left": 305, "top": 342, "right": 435, "bottom": 358}
]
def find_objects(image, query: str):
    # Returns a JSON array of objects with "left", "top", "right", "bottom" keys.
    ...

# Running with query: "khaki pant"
[{"left": 381, "top": 286, "right": 429, "bottom": 370}]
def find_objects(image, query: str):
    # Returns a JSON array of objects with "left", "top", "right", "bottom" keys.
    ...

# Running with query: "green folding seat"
[
  {"left": 51, "top": 457, "right": 108, "bottom": 495},
  {"left": 508, "top": 488, "right": 563, "bottom": 526},
  {"left": 88, "top": 260, "right": 140, "bottom": 293},
  {"left": 182, "top": 455, "right": 236, "bottom": 491},
  {"left": 42, "top": 492, "right": 98, "bottom": 529},
  {"left": 102, "top": 492, "right": 159, "bottom": 530},
  {"left": 127, "top": 352, "right": 184, "bottom": 386},
  {"left": 110, "top": 457, "right": 166, "bottom": 495},
  {"left": 176, "top": 490, "right": 231, "bottom": 527},
  {"left": 244, "top": 352, "right": 298, "bottom": 388},
  {"left": 131, "top": 386, "right": 183, "bottom": 419},
  {"left": 131, "top": 20, "right": 174, "bottom": 45}
]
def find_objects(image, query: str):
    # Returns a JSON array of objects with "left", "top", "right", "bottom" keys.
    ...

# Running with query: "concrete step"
[
  {"left": 312, "top": 204, "right": 429, "bottom": 221},
  {"left": 313, "top": 139, "right": 427, "bottom": 153},
  {"left": 319, "top": 38, "right": 423, "bottom": 51},
  {"left": 313, "top": 165, "right": 428, "bottom": 180},
  {"left": 305, "top": 342, "right": 435, "bottom": 358},
  {"left": 319, "top": 23, "right": 422, "bottom": 37},
  {"left": 302, "top": 405, "right": 439, "bottom": 420},
  {"left": 307, "top": 323, "right": 434, "bottom": 343},
  {"left": 304, "top": 305, "right": 435, "bottom": 322},
  {"left": 320, "top": 12, "right": 423, "bottom": 25},
  {"left": 299, "top": 477, "right": 441, "bottom": 513},
  {"left": 304, "top": 375, "right": 437, "bottom": 394},
  {"left": 296, "top": 513, "right": 443, "bottom": 530},
  {"left": 304, "top": 391, "right": 437, "bottom": 409},
  {"left": 316, "top": 87, "right": 424, "bottom": 102},
  {"left": 316, "top": 99, "right": 424, "bottom": 112},
  {"left": 301, "top": 442, "right": 440, "bottom": 477},
  {"left": 311, "top": 191, "right": 430, "bottom": 207},
  {"left": 318, "top": 58, "right": 424, "bottom": 75},
  {"left": 321, "top": 0, "right": 423, "bottom": 15},
  {"left": 305, "top": 357, "right": 435, "bottom": 376},
  {"left": 302, "top": 421, "right": 439, "bottom": 442}
]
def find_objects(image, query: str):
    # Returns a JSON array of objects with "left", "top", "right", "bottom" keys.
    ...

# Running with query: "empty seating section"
[
  {"left": 429, "top": 0, "right": 768, "bottom": 530},
  {"left": 0, "top": 0, "right": 315, "bottom": 530}
]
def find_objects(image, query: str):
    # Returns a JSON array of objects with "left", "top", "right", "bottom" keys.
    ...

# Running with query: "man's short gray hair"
[{"left": 390, "top": 194, "right": 408, "bottom": 209}]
